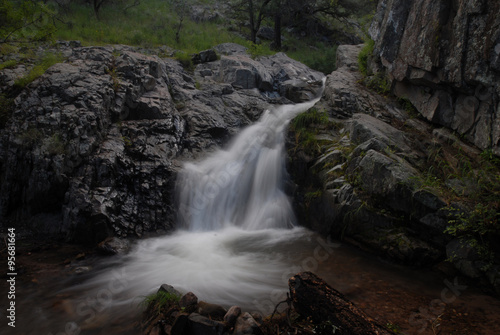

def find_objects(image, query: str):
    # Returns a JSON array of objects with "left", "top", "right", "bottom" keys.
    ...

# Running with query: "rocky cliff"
[
  {"left": 369, "top": 0, "right": 500, "bottom": 155},
  {"left": 0, "top": 43, "right": 323, "bottom": 242},
  {"left": 287, "top": 43, "right": 500, "bottom": 293}
]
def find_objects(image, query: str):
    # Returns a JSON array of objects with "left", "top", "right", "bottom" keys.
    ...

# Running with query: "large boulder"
[
  {"left": 370, "top": 0, "right": 500, "bottom": 155},
  {"left": 0, "top": 43, "right": 323, "bottom": 242}
]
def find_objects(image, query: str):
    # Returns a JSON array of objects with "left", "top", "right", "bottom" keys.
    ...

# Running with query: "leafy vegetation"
[
  {"left": 291, "top": 107, "right": 329, "bottom": 129},
  {"left": 358, "top": 37, "right": 374, "bottom": 76},
  {"left": 0, "top": 0, "right": 376, "bottom": 75},
  {"left": 14, "top": 51, "right": 65, "bottom": 89},
  {"left": 290, "top": 108, "right": 337, "bottom": 156},
  {"left": 140, "top": 290, "right": 181, "bottom": 317},
  {"left": 0, "top": 0, "right": 57, "bottom": 44}
]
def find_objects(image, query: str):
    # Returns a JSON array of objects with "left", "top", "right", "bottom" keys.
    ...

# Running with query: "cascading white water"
[
  {"left": 19, "top": 95, "right": 329, "bottom": 335},
  {"left": 176, "top": 99, "right": 320, "bottom": 231}
]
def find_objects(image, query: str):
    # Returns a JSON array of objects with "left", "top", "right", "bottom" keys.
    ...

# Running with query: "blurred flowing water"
[
  {"left": 8, "top": 98, "right": 330, "bottom": 334},
  {"left": 7, "top": 93, "right": 500, "bottom": 335}
]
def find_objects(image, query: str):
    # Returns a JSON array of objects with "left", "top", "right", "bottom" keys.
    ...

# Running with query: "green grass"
[
  {"left": 51, "top": 0, "right": 343, "bottom": 73},
  {"left": 55, "top": 0, "right": 251, "bottom": 54},
  {"left": 287, "top": 39, "right": 338, "bottom": 75},
  {"left": 358, "top": 38, "right": 374, "bottom": 76},
  {"left": 0, "top": 59, "right": 18, "bottom": 70},
  {"left": 140, "top": 290, "right": 181, "bottom": 315},
  {"left": 292, "top": 108, "right": 330, "bottom": 129},
  {"left": 14, "top": 52, "right": 65, "bottom": 88},
  {"left": 291, "top": 108, "right": 333, "bottom": 155}
]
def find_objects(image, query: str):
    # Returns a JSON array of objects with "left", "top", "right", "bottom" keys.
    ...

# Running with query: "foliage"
[
  {"left": 397, "top": 97, "right": 418, "bottom": 116},
  {"left": 168, "top": 0, "right": 193, "bottom": 43},
  {"left": 358, "top": 37, "right": 374, "bottom": 76},
  {"left": 291, "top": 108, "right": 329, "bottom": 129},
  {"left": 140, "top": 290, "right": 181, "bottom": 315},
  {"left": 291, "top": 108, "right": 332, "bottom": 155},
  {"left": 365, "top": 72, "right": 391, "bottom": 95},
  {"left": 248, "top": 42, "right": 272, "bottom": 59},
  {"left": 445, "top": 204, "right": 499, "bottom": 270},
  {"left": 288, "top": 43, "right": 337, "bottom": 75},
  {"left": 106, "top": 56, "right": 121, "bottom": 92},
  {"left": 14, "top": 51, "right": 64, "bottom": 88},
  {"left": 412, "top": 141, "right": 500, "bottom": 270},
  {"left": 19, "top": 128, "right": 43, "bottom": 148},
  {"left": 0, "top": 59, "right": 18, "bottom": 70},
  {"left": 385, "top": 322, "right": 402, "bottom": 333},
  {"left": 45, "top": 133, "right": 66, "bottom": 155},
  {"left": 175, "top": 51, "right": 194, "bottom": 71},
  {"left": 0, "top": 0, "right": 58, "bottom": 44}
]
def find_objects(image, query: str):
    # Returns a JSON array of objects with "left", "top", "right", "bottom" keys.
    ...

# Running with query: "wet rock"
[
  {"left": 180, "top": 292, "right": 198, "bottom": 309},
  {"left": 0, "top": 43, "right": 323, "bottom": 241},
  {"left": 223, "top": 306, "right": 241, "bottom": 326},
  {"left": 197, "top": 301, "right": 227, "bottom": 320},
  {"left": 234, "top": 312, "right": 263, "bottom": 335},
  {"left": 192, "top": 49, "right": 217, "bottom": 64},
  {"left": 186, "top": 313, "right": 225, "bottom": 335},
  {"left": 171, "top": 314, "right": 189, "bottom": 335},
  {"left": 97, "top": 237, "right": 131, "bottom": 255},
  {"left": 158, "top": 284, "right": 181, "bottom": 297},
  {"left": 446, "top": 239, "right": 483, "bottom": 279},
  {"left": 370, "top": 0, "right": 500, "bottom": 155}
]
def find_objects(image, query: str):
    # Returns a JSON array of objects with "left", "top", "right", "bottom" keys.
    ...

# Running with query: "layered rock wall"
[
  {"left": 370, "top": 0, "right": 500, "bottom": 155},
  {"left": 0, "top": 43, "right": 323, "bottom": 242}
]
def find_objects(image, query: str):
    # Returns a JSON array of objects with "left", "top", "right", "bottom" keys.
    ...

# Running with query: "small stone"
[
  {"left": 158, "top": 284, "right": 181, "bottom": 297},
  {"left": 97, "top": 237, "right": 131, "bottom": 255},
  {"left": 234, "top": 312, "right": 263, "bottom": 335},
  {"left": 197, "top": 301, "right": 227, "bottom": 320},
  {"left": 187, "top": 313, "right": 225, "bottom": 335},
  {"left": 179, "top": 292, "right": 198, "bottom": 308}
]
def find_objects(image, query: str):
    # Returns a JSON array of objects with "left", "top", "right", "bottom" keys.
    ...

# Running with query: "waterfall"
[
  {"left": 43, "top": 95, "right": 327, "bottom": 335},
  {"left": 176, "top": 98, "right": 321, "bottom": 231}
]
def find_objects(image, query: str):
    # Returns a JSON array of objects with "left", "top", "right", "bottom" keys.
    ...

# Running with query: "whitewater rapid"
[{"left": 41, "top": 95, "right": 335, "bottom": 334}]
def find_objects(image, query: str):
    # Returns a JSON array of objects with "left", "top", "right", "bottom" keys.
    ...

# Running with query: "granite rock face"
[
  {"left": 0, "top": 43, "right": 323, "bottom": 242},
  {"left": 370, "top": 0, "right": 500, "bottom": 155}
]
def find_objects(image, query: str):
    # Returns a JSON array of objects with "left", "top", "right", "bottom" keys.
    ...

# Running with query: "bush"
[
  {"left": 292, "top": 108, "right": 329, "bottom": 130},
  {"left": 0, "top": 0, "right": 57, "bottom": 44},
  {"left": 364, "top": 72, "right": 391, "bottom": 95},
  {"left": 175, "top": 51, "right": 194, "bottom": 72},
  {"left": 140, "top": 290, "right": 181, "bottom": 316},
  {"left": 358, "top": 38, "right": 374, "bottom": 76}
]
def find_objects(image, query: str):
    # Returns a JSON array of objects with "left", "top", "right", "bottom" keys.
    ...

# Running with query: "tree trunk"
[
  {"left": 248, "top": 0, "right": 257, "bottom": 43},
  {"left": 274, "top": 12, "right": 281, "bottom": 50},
  {"left": 289, "top": 272, "right": 395, "bottom": 335}
]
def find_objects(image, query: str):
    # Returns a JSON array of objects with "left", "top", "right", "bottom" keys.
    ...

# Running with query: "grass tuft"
[{"left": 14, "top": 52, "right": 65, "bottom": 89}]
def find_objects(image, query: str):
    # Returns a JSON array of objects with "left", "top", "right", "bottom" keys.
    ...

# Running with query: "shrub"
[
  {"left": 291, "top": 108, "right": 329, "bottom": 130},
  {"left": 175, "top": 51, "right": 194, "bottom": 72},
  {"left": 358, "top": 38, "right": 374, "bottom": 76},
  {"left": 140, "top": 290, "right": 181, "bottom": 315}
]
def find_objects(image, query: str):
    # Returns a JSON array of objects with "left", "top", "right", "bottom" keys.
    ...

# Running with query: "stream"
[{"left": 3, "top": 98, "right": 500, "bottom": 334}]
